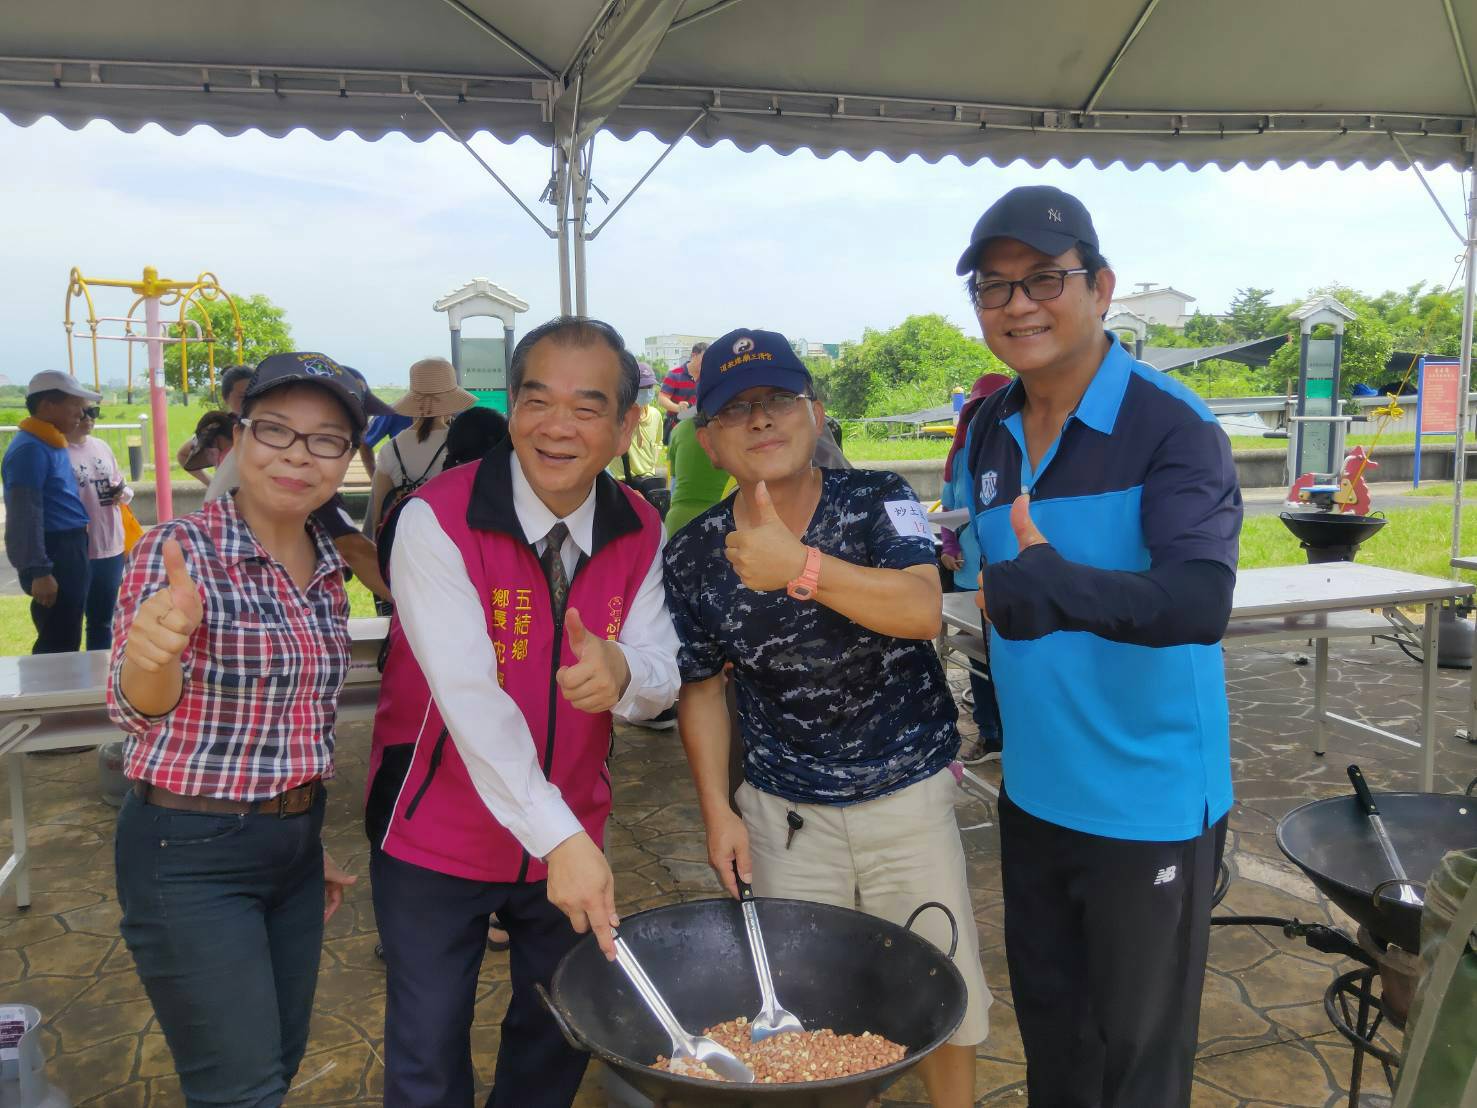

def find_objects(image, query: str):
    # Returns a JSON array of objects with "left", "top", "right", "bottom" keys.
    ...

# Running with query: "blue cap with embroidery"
[{"left": 696, "top": 329, "right": 811, "bottom": 417}]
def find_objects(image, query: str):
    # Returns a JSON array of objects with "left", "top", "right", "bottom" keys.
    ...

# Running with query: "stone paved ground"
[{"left": 2, "top": 632, "right": 1475, "bottom": 1106}]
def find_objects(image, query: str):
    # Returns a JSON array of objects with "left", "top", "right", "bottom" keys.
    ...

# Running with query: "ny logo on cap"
[{"left": 1047, "top": 208, "right": 1063, "bottom": 222}]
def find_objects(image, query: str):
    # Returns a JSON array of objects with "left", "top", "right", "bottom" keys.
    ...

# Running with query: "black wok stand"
[{"left": 1209, "top": 863, "right": 1402, "bottom": 1108}]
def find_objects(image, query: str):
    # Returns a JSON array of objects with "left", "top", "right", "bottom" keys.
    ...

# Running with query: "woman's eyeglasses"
[
  {"left": 970, "top": 268, "right": 1089, "bottom": 310},
  {"left": 241, "top": 418, "right": 353, "bottom": 459},
  {"left": 704, "top": 392, "right": 813, "bottom": 429}
]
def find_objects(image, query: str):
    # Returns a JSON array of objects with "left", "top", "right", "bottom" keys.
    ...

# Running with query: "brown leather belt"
[{"left": 133, "top": 779, "right": 322, "bottom": 818}]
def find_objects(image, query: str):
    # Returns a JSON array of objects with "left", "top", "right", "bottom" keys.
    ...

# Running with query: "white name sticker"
[{"left": 883, "top": 500, "right": 931, "bottom": 539}]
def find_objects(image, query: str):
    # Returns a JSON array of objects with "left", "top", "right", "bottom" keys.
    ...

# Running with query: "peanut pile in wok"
[{"left": 654, "top": 1016, "right": 906, "bottom": 1083}]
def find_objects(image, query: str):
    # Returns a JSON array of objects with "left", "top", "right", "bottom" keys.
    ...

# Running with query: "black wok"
[
  {"left": 542, "top": 897, "right": 967, "bottom": 1107},
  {"left": 1276, "top": 792, "right": 1477, "bottom": 952}
]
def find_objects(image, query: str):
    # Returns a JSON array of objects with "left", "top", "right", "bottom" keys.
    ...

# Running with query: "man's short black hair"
[
  {"left": 25, "top": 389, "right": 69, "bottom": 416},
  {"left": 691, "top": 341, "right": 709, "bottom": 355},
  {"left": 508, "top": 316, "right": 640, "bottom": 415},
  {"left": 219, "top": 364, "right": 255, "bottom": 401}
]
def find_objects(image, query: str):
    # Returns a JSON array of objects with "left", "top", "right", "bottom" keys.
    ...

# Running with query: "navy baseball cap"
[
  {"left": 955, "top": 185, "right": 1099, "bottom": 276},
  {"left": 343, "top": 366, "right": 396, "bottom": 419},
  {"left": 246, "top": 352, "right": 369, "bottom": 432},
  {"left": 696, "top": 329, "right": 812, "bottom": 417}
]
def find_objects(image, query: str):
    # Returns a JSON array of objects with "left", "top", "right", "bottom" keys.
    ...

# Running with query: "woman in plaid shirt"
[{"left": 108, "top": 353, "right": 367, "bottom": 1107}]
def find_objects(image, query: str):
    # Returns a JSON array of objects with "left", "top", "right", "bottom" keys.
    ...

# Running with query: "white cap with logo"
[{"left": 26, "top": 371, "right": 102, "bottom": 403}]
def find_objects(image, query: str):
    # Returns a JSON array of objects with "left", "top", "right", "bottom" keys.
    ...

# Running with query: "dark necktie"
[{"left": 540, "top": 521, "right": 570, "bottom": 622}]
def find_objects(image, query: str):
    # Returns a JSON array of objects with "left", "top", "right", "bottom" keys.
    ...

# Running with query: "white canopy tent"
[{"left": 4, "top": 0, "right": 1476, "bottom": 548}]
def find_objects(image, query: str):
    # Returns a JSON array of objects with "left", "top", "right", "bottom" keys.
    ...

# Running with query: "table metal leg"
[
  {"left": 0, "top": 752, "right": 30, "bottom": 910},
  {"left": 1420, "top": 602, "right": 1439, "bottom": 791},
  {"left": 1313, "top": 636, "right": 1329, "bottom": 757}
]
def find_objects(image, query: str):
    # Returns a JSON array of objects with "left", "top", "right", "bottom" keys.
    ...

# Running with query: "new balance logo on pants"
[{"left": 1153, "top": 865, "right": 1177, "bottom": 886}]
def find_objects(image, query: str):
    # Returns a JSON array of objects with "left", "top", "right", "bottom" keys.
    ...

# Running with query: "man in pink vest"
[{"left": 367, "top": 317, "right": 680, "bottom": 1107}]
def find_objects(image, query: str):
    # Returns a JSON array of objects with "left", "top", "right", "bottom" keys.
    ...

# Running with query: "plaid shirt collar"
[{"left": 207, "top": 495, "right": 347, "bottom": 587}]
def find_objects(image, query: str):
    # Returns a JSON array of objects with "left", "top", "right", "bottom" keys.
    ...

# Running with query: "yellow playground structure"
[{"left": 63, "top": 267, "right": 242, "bottom": 520}]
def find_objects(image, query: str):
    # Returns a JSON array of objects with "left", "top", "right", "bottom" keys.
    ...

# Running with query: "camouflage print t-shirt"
[{"left": 663, "top": 468, "right": 960, "bottom": 805}]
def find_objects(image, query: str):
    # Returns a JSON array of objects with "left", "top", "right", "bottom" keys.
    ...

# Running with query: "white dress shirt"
[{"left": 388, "top": 455, "right": 680, "bottom": 860}]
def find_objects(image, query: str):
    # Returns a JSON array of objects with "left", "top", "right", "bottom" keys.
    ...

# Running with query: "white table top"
[
  {"left": 0, "top": 617, "right": 389, "bottom": 714},
  {"left": 942, "top": 561, "right": 1473, "bottom": 632}
]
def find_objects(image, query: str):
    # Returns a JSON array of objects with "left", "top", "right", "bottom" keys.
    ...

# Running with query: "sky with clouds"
[{"left": 0, "top": 116, "right": 1469, "bottom": 386}]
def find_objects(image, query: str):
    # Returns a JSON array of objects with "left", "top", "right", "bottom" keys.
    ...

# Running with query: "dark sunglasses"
[{"left": 82, "top": 407, "right": 100, "bottom": 420}]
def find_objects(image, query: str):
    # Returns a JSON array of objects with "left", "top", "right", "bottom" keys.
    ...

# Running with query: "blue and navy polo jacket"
[{"left": 964, "top": 337, "right": 1242, "bottom": 842}]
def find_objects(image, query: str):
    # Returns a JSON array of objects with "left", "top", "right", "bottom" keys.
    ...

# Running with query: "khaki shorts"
[{"left": 735, "top": 768, "right": 992, "bottom": 1046}]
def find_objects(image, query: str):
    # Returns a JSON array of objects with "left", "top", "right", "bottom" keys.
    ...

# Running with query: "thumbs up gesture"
[
  {"left": 556, "top": 607, "right": 631, "bottom": 713},
  {"left": 125, "top": 538, "right": 204, "bottom": 673},
  {"left": 976, "top": 494, "right": 1048, "bottom": 620},
  {"left": 723, "top": 481, "right": 807, "bottom": 591}
]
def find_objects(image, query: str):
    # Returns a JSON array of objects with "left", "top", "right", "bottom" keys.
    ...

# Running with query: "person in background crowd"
[
  {"left": 609, "top": 361, "right": 667, "bottom": 512},
  {"left": 442, "top": 406, "right": 510, "bottom": 470},
  {"left": 939, "top": 372, "right": 1011, "bottom": 761},
  {"left": 108, "top": 352, "right": 367, "bottom": 1107},
  {"left": 3, "top": 371, "right": 100, "bottom": 654},
  {"left": 365, "top": 357, "right": 475, "bottom": 539},
  {"left": 664, "top": 329, "right": 990, "bottom": 1108},
  {"left": 663, "top": 349, "right": 730, "bottom": 538},
  {"left": 366, "top": 316, "right": 678, "bottom": 1108},
  {"left": 359, "top": 409, "right": 414, "bottom": 480},
  {"left": 956, "top": 185, "right": 1241, "bottom": 1106},
  {"left": 180, "top": 410, "right": 239, "bottom": 478},
  {"left": 657, "top": 341, "right": 704, "bottom": 442},
  {"left": 180, "top": 364, "right": 253, "bottom": 485},
  {"left": 66, "top": 403, "right": 134, "bottom": 652}
]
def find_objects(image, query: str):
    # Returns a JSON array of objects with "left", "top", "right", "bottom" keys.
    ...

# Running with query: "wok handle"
[
  {"left": 904, "top": 900, "right": 959, "bottom": 959},
  {"left": 1347, "top": 764, "right": 1379, "bottom": 816},
  {"left": 534, "top": 983, "right": 589, "bottom": 1053}
]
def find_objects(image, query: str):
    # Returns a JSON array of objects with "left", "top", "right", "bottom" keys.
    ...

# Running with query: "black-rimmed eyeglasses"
[
  {"left": 703, "top": 392, "right": 813, "bottom": 429},
  {"left": 81, "top": 407, "right": 100, "bottom": 420},
  {"left": 970, "top": 268, "right": 1089, "bottom": 310},
  {"left": 241, "top": 418, "right": 353, "bottom": 459}
]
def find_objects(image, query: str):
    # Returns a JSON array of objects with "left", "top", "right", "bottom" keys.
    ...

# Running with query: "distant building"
[
  {"left": 645, "top": 333, "right": 716, "bottom": 367},
  {"left": 1109, "top": 283, "right": 1197, "bottom": 329}
]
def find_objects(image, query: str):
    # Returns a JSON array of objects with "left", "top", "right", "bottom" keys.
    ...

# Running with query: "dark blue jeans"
[
  {"left": 19, "top": 527, "right": 89, "bottom": 654},
  {"left": 85, "top": 551, "right": 125, "bottom": 652},
  {"left": 115, "top": 787, "right": 326, "bottom": 1108}
]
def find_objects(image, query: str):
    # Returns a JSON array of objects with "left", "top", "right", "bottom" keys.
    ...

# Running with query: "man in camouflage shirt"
[{"left": 663, "top": 328, "right": 992, "bottom": 1108}]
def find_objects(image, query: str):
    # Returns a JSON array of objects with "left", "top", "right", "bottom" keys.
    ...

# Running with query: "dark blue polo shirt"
[{"left": 964, "top": 337, "right": 1242, "bottom": 842}]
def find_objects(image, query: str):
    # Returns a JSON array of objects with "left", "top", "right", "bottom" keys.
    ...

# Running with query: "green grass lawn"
[{"left": 0, "top": 400, "right": 219, "bottom": 485}]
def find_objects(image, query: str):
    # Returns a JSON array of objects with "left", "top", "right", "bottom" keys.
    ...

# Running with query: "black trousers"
[
  {"left": 999, "top": 788, "right": 1227, "bottom": 1108},
  {"left": 19, "top": 527, "right": 90, "bottom": 655},
  {"left": 371, "top": 847, "right": 589, "bottom": 1108}
]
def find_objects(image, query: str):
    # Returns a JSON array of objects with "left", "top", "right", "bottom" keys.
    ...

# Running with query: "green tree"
[
  {"left": 1226, "top": 287, "right": 1278, "bottom": 340},
  {"left": 1182, "top": 311, "right": 1232, "bottom": 346},
  {"left": 160, "top": 293, "right": 293, "bottom": 400},
  {"left": 827, "top": 315, "right": 1007, "bottom": 418}
]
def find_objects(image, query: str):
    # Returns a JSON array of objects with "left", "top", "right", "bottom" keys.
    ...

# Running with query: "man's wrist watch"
[{"left": 787, "top": 545, "right": 822, "bottom": 600}]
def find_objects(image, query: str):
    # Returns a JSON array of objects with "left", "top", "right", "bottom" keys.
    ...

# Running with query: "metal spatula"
[
  {"left": 735, "top": 868, "right": 805, "bottom": 1043},
  {"left": 1347, "top": 764, "right": 1423, "bottom": 906},
  {"left": 611, "top": 930, "right": 755, "bottom": 1083}
]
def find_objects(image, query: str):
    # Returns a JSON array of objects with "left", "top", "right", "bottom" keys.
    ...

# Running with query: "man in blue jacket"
[
  {"left": 3, "top": 371, "right": 100, "bottom": 654},
  {"left": 956, "top": 186, "right": 1243, "bottom": 1107}
]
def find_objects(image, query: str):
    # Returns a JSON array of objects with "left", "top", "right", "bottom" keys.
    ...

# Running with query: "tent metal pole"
[
  {"left": 671, "top": 0, "right": 749, "bottom": 31},
  {"left": 1082, "top": 0, "right": 1164, "bottom": 114},
  {"left": 1452, "top": 159, "right": 1476, "bottom": 563},
  {"left": 414, "top": 93, "right": 556, "bottom": 237},
  {"left": 555, "top": 146, "right": 572, "bottom": 316},
  {"left": 587, "top": 110, "right": 706, "bottom": 239},
  {"left": 433, "top": 0, "right": 555, "bottom": 79},
  {"left": 572, "top": 140, "right": 592, "bottom": 316}
]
